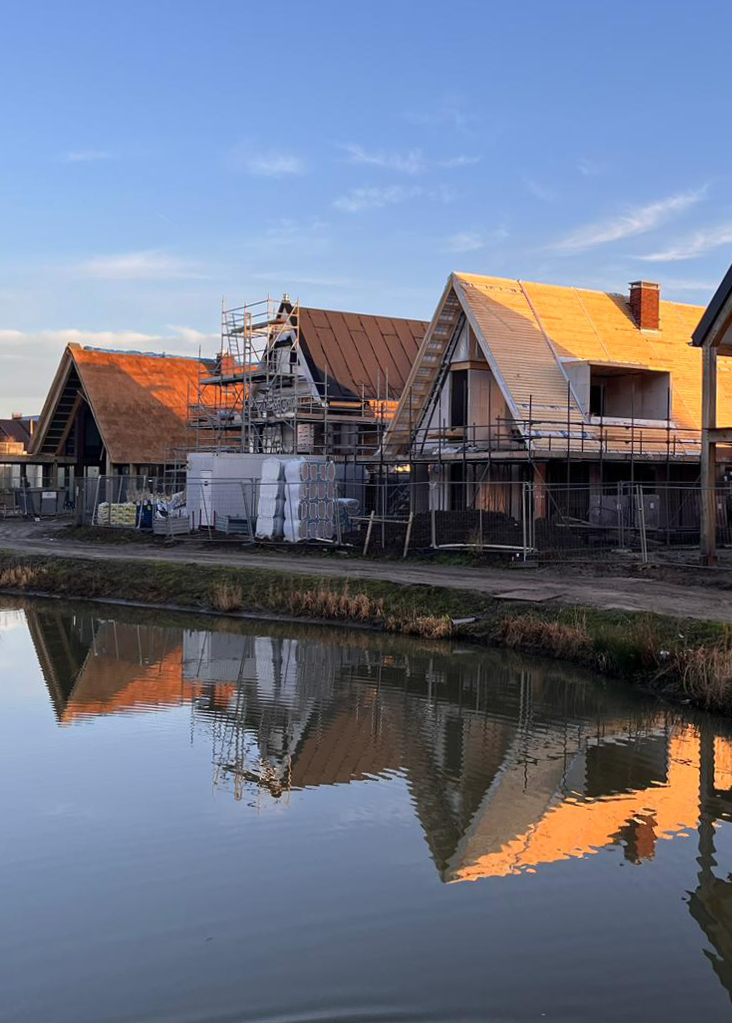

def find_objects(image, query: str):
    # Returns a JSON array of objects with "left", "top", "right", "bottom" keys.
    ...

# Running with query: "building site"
[{"left": 5, "top": 260, "right": 732, "bottom": 563}]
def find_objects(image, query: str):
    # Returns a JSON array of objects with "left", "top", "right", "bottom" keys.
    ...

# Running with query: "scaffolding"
[{"left": 186, "top": 293, "right": 396, "bottom": 459}]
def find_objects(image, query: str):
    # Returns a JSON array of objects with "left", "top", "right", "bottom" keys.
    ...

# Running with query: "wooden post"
[
  {"left": 402, "top": 512, "right": 414, "bottom": 559},
  {"left": 701, "top": 344, "right": 718, "bottom": 565},
  {"left": 363, "top": 509, "right": 376, "bottom": 556}
]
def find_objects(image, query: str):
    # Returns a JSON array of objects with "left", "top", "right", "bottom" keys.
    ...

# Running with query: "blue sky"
[{"left": 2, "top": 0, "right": 732, "bottom": 414}]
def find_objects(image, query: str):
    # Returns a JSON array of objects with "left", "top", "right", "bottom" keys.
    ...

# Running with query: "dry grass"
[
  {"left": 211, "top": 581, "right": 244, "bottom": 612},
  {"left": 672, "top": 644, "right": 732, "bottom": 712},
  {"left": 286, "top": 587, "right": 385, "bottom": 622},
  {"left": 387, "top": 614, "right": 454, "bottom": 639},
  {"left": 497, "top": 613, "right": 593, "bottom": 660},
  {"left": 0, "top": 565, "right": 42, "bottom": 589}
]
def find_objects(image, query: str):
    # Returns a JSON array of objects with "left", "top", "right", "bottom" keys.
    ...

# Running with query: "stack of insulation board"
[
  {"left": 255, "top": 458, "right": 286, "bottom": 540},
  {"left": 97, "top": 502, "right": 137, "bottom": 528},
  {"left": 283, "top": 460, "right": 337, "bottom": 542}
]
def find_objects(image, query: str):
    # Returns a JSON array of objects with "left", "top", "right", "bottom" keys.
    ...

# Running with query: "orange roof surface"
[
  {"left": 33, "top": 344, "right": 211, "bottom": 465},
  {"left": 454, "top": 273, "right": 709, "bottom": 430},
  {"left": 448, "top": 726, "right": 732, "bottom": 882},
  {"left": 73, "top": 347, "right": 206, "bottom": 464}
]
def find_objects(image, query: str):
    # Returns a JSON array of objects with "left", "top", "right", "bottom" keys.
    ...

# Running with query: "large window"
[{"left": 588, "top": 366, "right": 670, "bottom": 421}]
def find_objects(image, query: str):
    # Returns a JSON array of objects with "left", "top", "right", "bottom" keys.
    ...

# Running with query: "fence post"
[
  {"left": 636, "top": 484, "right": 648, "bottom": 564},
  {"left": 363, "top": 509, "right": 376, "bottom": 556},
  {"left": 522, "top": 483, "right": 527, "bottom": 560},
  {"left": 430, "top": 505, "right": 437, "bottom": 549},
  {"left": 402, "top": 512, "right": 414, "bottom": 560}
]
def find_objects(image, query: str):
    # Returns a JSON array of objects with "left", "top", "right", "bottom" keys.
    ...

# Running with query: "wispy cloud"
[
  {"left": 243, "top": 219, "right": 331, "bottom": 256},
  {"left": 577, "top": 158, "right": 605, "bottom": 177},
  {"left": 249, "top": 272, "right": 365, "bottom": 289},
  {"left": 340, "top": 143, "right": 426, "bottom": 175},
  {"left": 637, "top": 223, "right": 732, "bottom": 262},
  {"left": 0, "top": 324, "right": 215, "bottom": 352},
  {"left": 339, "top": 144, "right": 481, "bottom": 175},
  {"left": 443, "top": 228, "right": 509, "bottom": 254},
  {"left": 0, "top": 325, "right": 216, "bottom": 415},
  {"left": 551, "top": 189, "right": 705, "bottom": 254},
  {"left": 658, "top": 279, "right": 716, "bottom": 293},
  {"left": 440, "top": 154, "right": 482, "bottom": 169},
  {"left": 333, "top": 184, "right": 456, "bottom": 213},
  {"left": 230, "top": 147, "right": 305, "bottom": 178},
  {"left": 76, "top": 250, "right": 208, "bottom": 281},
  {"left": 60, "top": 149, "right": 113, "bottom": 164},
  {"left": 333, "top": 185, "right": 424, "bottom": 213},
  {"left": 523, "top": 176, "right": 556, "bottom": 202},
  {"left": 405, "top": 101, "right": 479, "bottom": 135}
]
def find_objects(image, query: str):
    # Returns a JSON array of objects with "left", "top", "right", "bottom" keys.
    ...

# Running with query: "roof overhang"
[{"left": 692, "top": 261, "right": 732, "bottom": 348}]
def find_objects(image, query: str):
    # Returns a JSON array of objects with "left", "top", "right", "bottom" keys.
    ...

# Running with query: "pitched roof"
[
  {"left": 692, "top": 260, "right": 732, "bottom": 346},
  {"left": 297, "top": 306, "right": 428, "bottom": 401},
  {"left": 32, "top": 345, "right": 212, "bottom": 464},
  {"left": 0, "top": 418, "right": 31, "bottom": 447},
  {"left": 453, "top": 273, "right": 708, "bottom": 431}
]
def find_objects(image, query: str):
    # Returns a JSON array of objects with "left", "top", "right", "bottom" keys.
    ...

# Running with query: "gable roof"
[
  {"left": 455, "top": 273, "right": 708, "bottom": 429},
  {"left": 0, "top": 418, "right": 32, "bottom": 448},
  {"left": 296, "top": 306, "right": 427, "bottom": 401},
  {"left": 32, "top": 345, "right": 212, "bottom": 464},
  {"left": 386, "top": 272, "right": 712, "bottom": 454}
]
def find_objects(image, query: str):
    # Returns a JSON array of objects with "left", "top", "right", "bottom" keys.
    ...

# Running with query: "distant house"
[
  {"left": 0, "top": 413, "right": 40, "bottom": 487},
  {"left": 384, "top": 273, "right": 712, "bottom": 513},
  {"left": 30, "top": 343, "right": 213, "bottom": 485}
]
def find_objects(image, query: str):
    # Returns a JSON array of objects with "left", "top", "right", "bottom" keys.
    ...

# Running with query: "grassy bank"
[{"left": 1, "top": 549, "right": 730, "bottom": 714}]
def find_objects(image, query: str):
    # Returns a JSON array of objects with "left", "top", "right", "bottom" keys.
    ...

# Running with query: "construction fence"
[{"left": 70, "top": 472, "right": 732, "bottom": 563}]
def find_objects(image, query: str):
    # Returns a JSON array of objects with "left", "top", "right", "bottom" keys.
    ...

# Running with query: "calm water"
[{"left": 2, "top": 601, "right": 732, "bottom": 1022}]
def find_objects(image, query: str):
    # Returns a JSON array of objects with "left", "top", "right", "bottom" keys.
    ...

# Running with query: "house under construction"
[
  {"left": 187, "top": 296, "right": 427, "bottom": 460},
  {"left": 382, "top": 274, "right": 721, "bottom": 514}
]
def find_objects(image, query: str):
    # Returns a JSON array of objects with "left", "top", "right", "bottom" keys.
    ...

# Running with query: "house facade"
[
  {"left": 384, "top": 273, "right": 717, "bottom": 523},
  {"left": 31, "top": 343, "right": 213, "bottom": 489},
  {"left": 193, "top": 297, "right": 428, "bottom": 459}
]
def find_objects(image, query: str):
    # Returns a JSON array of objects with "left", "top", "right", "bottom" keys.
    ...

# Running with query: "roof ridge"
[
  {"left": 300, "top": 304, "right": 428, "bottom": 324},
  {"left": 80, "top": 346, "right": 209, "bottom": 363},
  {"left": 453, "top": 272, "right": 706, "bottom": 311}
]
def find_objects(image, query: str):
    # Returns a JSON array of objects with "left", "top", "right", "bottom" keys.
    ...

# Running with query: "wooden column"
[{"left": 701, "top": 344, "right": 718, "bottom": 565}]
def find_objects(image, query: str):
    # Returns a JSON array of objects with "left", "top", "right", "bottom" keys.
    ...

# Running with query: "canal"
[{"left": 1, "top": 598, "right": 731, "bottom": 1022}]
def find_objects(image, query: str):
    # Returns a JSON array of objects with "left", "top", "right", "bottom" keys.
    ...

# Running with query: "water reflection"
[{"left": 19, "top": 603, "right": 732, "bottom": 1008}]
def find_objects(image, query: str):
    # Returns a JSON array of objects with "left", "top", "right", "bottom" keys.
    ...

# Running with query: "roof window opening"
[{"left": 588, "top": 365, "right": 670, "bottom": 421}]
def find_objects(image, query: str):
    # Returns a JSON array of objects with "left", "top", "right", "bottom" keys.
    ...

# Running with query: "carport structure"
[{"left": 692, "top": 261, "right": 732, "bottom": 563}]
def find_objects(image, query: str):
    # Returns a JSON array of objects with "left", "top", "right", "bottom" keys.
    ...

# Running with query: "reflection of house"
[
  {"left": 384, "top": 274, "right": 710, "bottom": 517},
  {"left": 31, "top": 343, "right": 213, "bottom": 485},
  {"left": 27, "top": 610, "right": 217, "bottom": 722},
  {"left": 26, "top": 606, "right": 732, "bottom": 1005}
]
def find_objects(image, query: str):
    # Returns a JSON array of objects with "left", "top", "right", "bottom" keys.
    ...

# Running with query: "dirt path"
[{"left": 1, "top": 520, "right": 730, "bottom": 623}]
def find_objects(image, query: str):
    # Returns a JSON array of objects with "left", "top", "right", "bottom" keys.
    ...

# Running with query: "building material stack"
[
  {"left": 255, "top": 458, "right": 286, "bottom": 540},
  {"left": 284, "top": 460, "right": 336, "bottom": 542}
]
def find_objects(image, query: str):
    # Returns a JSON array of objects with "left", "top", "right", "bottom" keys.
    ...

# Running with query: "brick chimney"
[{"left": 629, "top": 281, "right": 660, "bottom": 331}]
